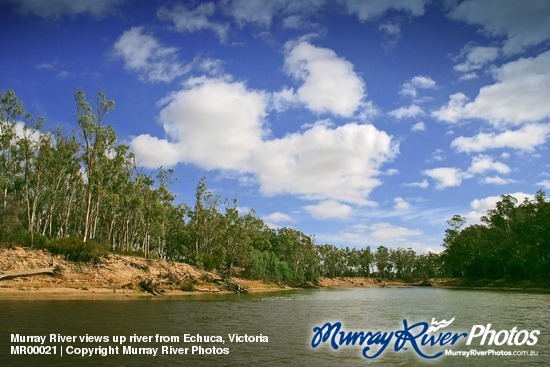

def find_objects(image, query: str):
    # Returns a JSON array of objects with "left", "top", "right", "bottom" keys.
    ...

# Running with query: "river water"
[{"left": 1, "top": 287, "right": 548, "bottom": 366}]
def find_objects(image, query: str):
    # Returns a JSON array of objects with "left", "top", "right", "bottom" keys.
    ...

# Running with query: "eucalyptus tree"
[
  {"left": 14, "top": 117, "right": 43, "bottom": 244},
  {"left": 359, "top": 246, "right": 374, "bottom": 276},
  {"left": 374, "top": 246, "right": 392, "bottom": 278},
  {"left": 0, "top": 91, "right": 45, "bottom": 245},
  {"left": 527, "top": 191, "right": 550, "bottom": 280},
  {"left": 160, "top": 201, "right": 189, "bottom": 260},
  {"left": 0, "top": 91, "right": 24, "bottom": 239},
  {"left": 0, "top": 90, "right": 24, "bottom": 211},
  {"left": 272, "top": 227, "right": 319, "bottom": 282},
  {"left": 51, "top": 131, "right": 82, "bottom": 239},
  {"left": 415, "top": 252, "right": 443, "bottom": 279},
  {"left": 389, "top": 247, "right": 417, "bottom": 280},
  {"left": 317, "top": 244, "right": 346, "bottom": 277},
  {"left": 188, "top": 177, "right": 224, "bottom": 267},
  {"left": 99, "top": 144, "right": 134, "bottom": 249},
  {"left": 221, "top": 199, "right": 254, "bottom": 277},
  {"left": 345, "top": 247, "right": 361, "bottom": 276},
  {"left": 441, "top": 192, "right": 549, "bottom": 281},
  {"left": 74, "top": 90, "right": 116, "bottom": 243}
]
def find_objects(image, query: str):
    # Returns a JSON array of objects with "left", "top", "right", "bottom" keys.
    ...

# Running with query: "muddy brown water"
[{"left": 1, "top": 287, "right": 548, "bottom": 366}]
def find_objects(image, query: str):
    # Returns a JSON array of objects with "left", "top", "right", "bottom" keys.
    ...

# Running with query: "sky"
[{"left": 1, "top": 0, "right": 549, "bottom": 253}]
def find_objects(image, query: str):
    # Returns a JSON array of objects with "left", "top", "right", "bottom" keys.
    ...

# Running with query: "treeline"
[
  {"left": 0, "top": 90, "right": 185, "bottom": 261},
  {"left": 0, "top": 89, "right": 445, "bottom": 284},
  {"left": 0, "top": 89, "right": 324, "bottom": 282},
  {"left": 317, "top": 245, "right": 443, "bottom": 280},
  {"left": 441, "top": 192, "right": 549, "bottom": 282},
  {"left": 9, "top": 89, "right": 547, "bottom": 285}
]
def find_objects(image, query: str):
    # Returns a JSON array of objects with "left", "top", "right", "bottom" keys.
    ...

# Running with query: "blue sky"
[{"left": 2, "top": 0, "right": 549, "bottom": 253}]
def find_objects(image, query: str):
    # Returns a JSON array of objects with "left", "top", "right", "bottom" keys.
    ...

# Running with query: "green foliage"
[
  {"left": 415, "top": 252, "right": 443, "bottom": 280},
  {"left": 0, "top": 89, "right": 187, "bottom": 261},
  {"left": 35, "top": 238, "right": 109, "bottom": 263},
  {"left": 1, "top": 88, "right": 456, "bottom": 285},
  {"left": 390, "top": 247, "right": 417, "bottom": 281},
  {"left": 442, "top": 192, "right": 549, "bottom": 281},
  {"left": 196, "top": 248, "right": 226, "bottom": 270},
  {"left": 114, "top": 247, "right": 144, "bottom": 257},
  {"left": 374, "top": 246, "right": 392, "bottom": 278},
  {"left": 179, "top": 281, "right": 195, "bottom": 292},
  {"left": 244, "top": 248, "right": 294, "bottom": 283},
  {"left": 0, "top": 195, "right": 24, "bottom": 241}
]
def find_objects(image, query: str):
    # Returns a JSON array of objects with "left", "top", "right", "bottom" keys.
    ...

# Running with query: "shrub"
[
  {"left": 0, "top": 196, "right": 25, "bottom": 242},
  {"left": 179, "top": 281, "right": 195, "bottom": 292},
  {"left": 41, "top": 238, "right": 109, "bottom": 263}
]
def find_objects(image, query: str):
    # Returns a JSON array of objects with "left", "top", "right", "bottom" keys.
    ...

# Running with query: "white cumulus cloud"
[
  {"left": 467, "top": 155, "right": 511, "bottom": 175},
  {"left": 284, "top": 40, "right": 366, "bottom": 117},
  {"left": 129, "top": 134, "right": 182, "bottom": 168},
  {"left": 400, "top": 75, "right": 437, "bottom": 98},
  {"left": 131, "top": 77, "right": 397, "bottom": 206},
  {"left": 389, "top": 104, "right": 424, "bottom": 119},
  {"left": 451, "top": 123, "right": 550, "bottom": 153},
  {"left": 454, "top": 45, "right": 500, "bottom": 73},
  {"left": 423, "top": 167, "right": 464, "bottom": 190},
  {"left": 434, "top": 50, "right": 550, "bottom": 126},
  {"left": 155, "top": 78, "right": 267, "bottom": 170},
  {"left": 254, "top": 122, "right": 395, "bottom": 204}
]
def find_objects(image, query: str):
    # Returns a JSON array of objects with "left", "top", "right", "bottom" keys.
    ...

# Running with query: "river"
[{"left": 1, "top": 287, "right": 547, "bottom": 366}]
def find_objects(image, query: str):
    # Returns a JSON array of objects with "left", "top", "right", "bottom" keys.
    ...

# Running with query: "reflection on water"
[{"left": 1, "top": 288, "right": 548, "bottom": 366}]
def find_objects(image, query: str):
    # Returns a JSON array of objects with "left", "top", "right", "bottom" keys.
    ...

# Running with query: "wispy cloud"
[
  {"left": 113, "top": 27, "right": 189, "bottom": 83},
  {"left": 9, "top": 0, "right": 124, "bottom": 19},
  {"left": 157, "top": 2, "right": 229, "bottom": 42}
]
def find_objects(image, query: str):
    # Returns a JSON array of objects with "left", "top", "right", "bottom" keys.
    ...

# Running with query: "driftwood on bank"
[
  {"left": 138, "top": 278, "right": 165, "bottom": 296},
  {"left": 223, "top": 278, "right": 247, "bottom": 293},
  {"left": 0, "top": 266, "right": 61, "bottom": 281}
]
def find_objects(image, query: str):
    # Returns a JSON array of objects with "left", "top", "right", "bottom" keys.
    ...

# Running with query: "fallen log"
[
  {"left": 0, "top": 266, "right": 60, "bottom": 281},
  {"left": 138, "top": 278, "right": 164, "bottom": 296},
  {"left": 224, "top": 278, "right": 247, "bottom": 293}
]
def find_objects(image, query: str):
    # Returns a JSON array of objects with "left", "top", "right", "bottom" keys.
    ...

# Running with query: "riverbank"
[
  {"left": 434, "top": 277, "right": 549, "bottom": 293},
  {"left": 316, "top": 276, "right": 412, "bottom": 288},
  {"left": 0, "top": 246, "right": 547, "bottom": 299},
  {"left": 0, "top": 246, "right": 293, "bottom": 299},
  {"left": 316, "top": 276, "right": 549, "bottom": 293},
  {"left": 0, "top": 246, "right": 416, "bottom": 299}
]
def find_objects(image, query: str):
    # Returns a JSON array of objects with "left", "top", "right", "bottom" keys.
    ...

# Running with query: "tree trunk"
[
  {"left": 0, "top": 267, "right": 58, "bottom": 281},
  {"left": 91, "top": 193, "right": 101, "bottom": 240},
  {"left": 59, "top": 183, "right": 76, "bottom": 238}
]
